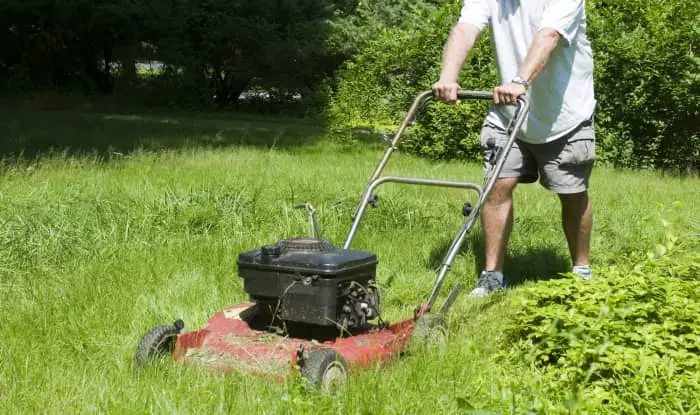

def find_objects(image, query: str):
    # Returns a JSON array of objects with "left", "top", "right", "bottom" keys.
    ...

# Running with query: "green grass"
[{"left": 0, "top": 108, "right": 698, "bottom": 414}]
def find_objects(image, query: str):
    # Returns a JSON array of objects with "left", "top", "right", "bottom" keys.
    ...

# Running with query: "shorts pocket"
[
  {"left": 559, "top": 138, "right": 596, "bottom": 166},
  {"left": 479, "top": 122, "right": 503, "bottom": 148}
]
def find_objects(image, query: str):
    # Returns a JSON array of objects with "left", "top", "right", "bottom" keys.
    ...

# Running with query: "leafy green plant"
[
  {"left": 327, "top": 0, "right": 443, "bottom": 59},
  {"left": 500, "top": 227, "right": 700, "bottom": 413},
  {"left": 327, "top": 3, "right": 498, "bottom": 161}
]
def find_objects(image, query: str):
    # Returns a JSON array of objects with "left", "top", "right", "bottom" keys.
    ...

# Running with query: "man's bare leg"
[
  {"left": 482, "top": 177, "right": 520, "bottom": 271},
  {"left": 559, "top": 191, "right": 593, "bottom": 267}
]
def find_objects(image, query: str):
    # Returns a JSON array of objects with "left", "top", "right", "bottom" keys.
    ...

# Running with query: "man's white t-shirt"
[{"left": 459, "top": 0, "right": 596, "bottom": 144}]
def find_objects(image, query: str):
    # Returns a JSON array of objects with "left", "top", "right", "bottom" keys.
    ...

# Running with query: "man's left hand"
[{"left": 494, "top": 83, "right": 527, "bottom": 106}]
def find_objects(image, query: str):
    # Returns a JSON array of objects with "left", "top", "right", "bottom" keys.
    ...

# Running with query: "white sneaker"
[
  {"left": 572, "top": 265, "right": 592, "bottom": 280},
  {"left": 469, "top": 271, "right": 506, "bottom": 297}
]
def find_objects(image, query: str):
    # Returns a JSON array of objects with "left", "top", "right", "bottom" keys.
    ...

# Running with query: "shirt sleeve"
[
  {"left": 458, "top": 0, "right": 491, "bottom": 31},
  {"left": 539, "top": 0, "right": 585, "bottom": 45}
]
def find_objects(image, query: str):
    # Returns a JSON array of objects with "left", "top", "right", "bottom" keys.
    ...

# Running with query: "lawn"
[{"left": 1, "top": 108, "right": 698, "bottom": 414}]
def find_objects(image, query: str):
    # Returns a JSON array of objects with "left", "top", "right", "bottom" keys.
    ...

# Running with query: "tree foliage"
[
  {"left": 0, "top": 0, "right": 341, "bottom": 108},
  {"left": 586, "top": 0, "right": 700, "bottom": 171},
  {"left": 162, "top": 0, "right": 339, "bottom": 108},
  {"left": 328, "top": 0, "right": 443, "bottom": 58},
  {"left": 0, "top": 0, "right": 145, "bottom": 93}
]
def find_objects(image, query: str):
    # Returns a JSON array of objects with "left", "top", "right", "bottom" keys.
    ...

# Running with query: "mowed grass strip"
[{"left": 0, "top": 108, "right": 698, "bottom": 414}]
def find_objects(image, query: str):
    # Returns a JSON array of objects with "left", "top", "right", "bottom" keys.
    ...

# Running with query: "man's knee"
[
  {"left": 487, "top": 178, "right": 518, "bottom": 204},
  {"left": 558, "top": 191, "right": 591, "bottom": 212}
]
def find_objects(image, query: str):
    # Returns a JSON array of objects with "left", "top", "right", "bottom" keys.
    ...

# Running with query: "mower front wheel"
[
  {"left": 300, "top": 348, "right": 348, "bottom": 392},
  {"left": 134, "top": 319, "right": 184, "bottom": 369}
]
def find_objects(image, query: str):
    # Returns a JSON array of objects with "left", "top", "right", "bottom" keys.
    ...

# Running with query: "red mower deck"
[{"left": 173, "top": 302, "right": 415, "bottom": 379}]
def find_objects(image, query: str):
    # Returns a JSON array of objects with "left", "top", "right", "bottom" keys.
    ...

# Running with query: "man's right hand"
[{"left": 432, "top": 80, "right": 461, "bottom": 103}]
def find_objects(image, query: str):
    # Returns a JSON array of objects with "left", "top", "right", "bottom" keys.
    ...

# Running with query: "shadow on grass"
[
  {"left": 0, "top": 106, "right": 339, "bottom": 161},
  {"left": 428, "top": 232, "right": 570, "bottom": 287}
]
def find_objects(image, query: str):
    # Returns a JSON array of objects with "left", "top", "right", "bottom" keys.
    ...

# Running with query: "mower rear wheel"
[
  {"left": 411, "top": 313, "right": 448, "bottom": 351},
  {"left": 300, "top": 348, "right": 348, "bottom": 392},
  {"left": 134, "top": 320, "right": 184, "bottom": 369}
]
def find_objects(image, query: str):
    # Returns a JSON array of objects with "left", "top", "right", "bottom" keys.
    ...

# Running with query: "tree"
[
  {"left": 1, "top": 0, "right": 344, "bottom": 108},
  {"left": 0, "top": 0, "right": 148, "bottom": 93},
  {"left": 155, "top": 0, "right": 340, "bottom": 108}
]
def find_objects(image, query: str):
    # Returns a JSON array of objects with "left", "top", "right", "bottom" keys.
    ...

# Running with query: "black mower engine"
[{"left": 237, "top": 237, "right": 381, "bottom": 331}]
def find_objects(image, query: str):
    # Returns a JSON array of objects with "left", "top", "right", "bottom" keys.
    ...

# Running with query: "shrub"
[
  {"left": 587, "top": 0, "right": 700, "bottom": 171},
  {"left": 327, "top": 6, "right": 456, "bottom": 130},
  {"left": 327, "top": 4, "right": 498, "bottom": 161},
  {"left": 500, "top": 230, "right": 700, "bottom": 413}
]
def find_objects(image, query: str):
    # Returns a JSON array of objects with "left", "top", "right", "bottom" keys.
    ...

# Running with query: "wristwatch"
[{"left": 511, "top": 76, "right": 530, "bottom": 90}]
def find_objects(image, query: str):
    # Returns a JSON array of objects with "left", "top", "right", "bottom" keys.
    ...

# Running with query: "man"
[{"left": 432, "top": 0, "right": 596, "bottom": 297}]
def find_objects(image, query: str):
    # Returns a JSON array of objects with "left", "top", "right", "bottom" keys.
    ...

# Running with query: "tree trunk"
[
  {"left": 82, "top": 43, "right": 113, "bottom": 94},
  {"left": 114, "top": 43, "right": 139, "bottom": 95},
  {"left": 100, "top": 43, "right": 114, "bottom": 94},
  {"left": 214, "top": 71, "right": 250, "bottom": 108}
]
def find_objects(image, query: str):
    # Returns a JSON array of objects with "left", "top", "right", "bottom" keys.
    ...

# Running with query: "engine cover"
[{"left": 237, "top": 238, "right": 379, "bottom": 328}]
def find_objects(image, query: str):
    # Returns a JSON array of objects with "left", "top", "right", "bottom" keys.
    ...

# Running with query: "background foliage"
[
  {"left": 2, "top": 0, "right": 698, "bottom": 170},
  {"left": 328, "top": 0, "right": 700, "bottom": 171},
  {"left": 0, "top": 0, "right": 343, "bottom": 110}
]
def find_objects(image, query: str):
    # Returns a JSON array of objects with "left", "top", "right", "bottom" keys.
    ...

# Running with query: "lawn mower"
[{"left": 134, "top": 90, "right": 529, "bottom": 391}]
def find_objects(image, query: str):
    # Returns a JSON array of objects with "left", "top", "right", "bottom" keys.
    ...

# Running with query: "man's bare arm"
[
  {"left": 495, "top": 28, "right": 561, "bottom": 105},
  {"left": 519, "top": 28, "right": 561, "bottom": 83},
  {"left": 433, "top": 22, "right": 481, "bottom": 102}
]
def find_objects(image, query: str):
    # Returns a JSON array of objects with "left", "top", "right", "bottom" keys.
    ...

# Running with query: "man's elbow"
[
  {"left": 538, "top": 28, "right": 562, "bottom": 48},
  {"left": 453, "top": 22, "right": 481, "bottom": 40}
]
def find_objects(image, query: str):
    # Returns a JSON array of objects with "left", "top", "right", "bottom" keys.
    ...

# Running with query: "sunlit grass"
[{"left": 0, "top": 108, "right": 698, "bottom": 414}]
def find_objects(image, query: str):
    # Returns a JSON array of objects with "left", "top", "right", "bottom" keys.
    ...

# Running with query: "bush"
[
  {"left": 500, "top": 230, "right": 700, "bottom": 413},
  {"left": 587, "top": 0, "right": 700, "bottom": 171},
  {"left": 327, "top": 6, "right": 454, "bottom": 130},
  {"left": 327, "top": 4, "right": 498, "bottom": 161},
  {"left": 328, "top": 0, "right": 700, "bottom": 171}
]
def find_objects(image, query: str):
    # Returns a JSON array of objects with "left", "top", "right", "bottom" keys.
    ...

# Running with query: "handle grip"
[
  {"left": 456, "top": 90, "right": 494, "bottom": 100},
  {"left": 396, "top": 90, "right": 528, "bottom": 146}
]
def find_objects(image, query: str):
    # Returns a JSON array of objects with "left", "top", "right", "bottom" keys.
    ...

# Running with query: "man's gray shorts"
[{"left": 480, "top": 120, "right": 596, "bottom": 194}]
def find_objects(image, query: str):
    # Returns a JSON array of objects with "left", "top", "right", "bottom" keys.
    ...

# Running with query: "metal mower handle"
[
  {"left": 346, "top": 89, "right": 529, "bottom": 246},
  {"left": 359, "top": 89, "right": 526, "bottom": 192},
  {"left": 345, "top": 89, "right": 530, "bottom": 316},
  {"left": 388, "top": 89, "right": 521, "bottom": 149}
]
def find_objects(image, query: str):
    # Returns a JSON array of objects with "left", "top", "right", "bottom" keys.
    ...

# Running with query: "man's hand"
[
  {"left": 494, "top": 83, "right": 527, "bottom": 106},
  {"left": 433, "top": 23, "right": 480, "bottom": 103},
  {"left": 432, "top": 80, "right": 462, "bottom": 103}
]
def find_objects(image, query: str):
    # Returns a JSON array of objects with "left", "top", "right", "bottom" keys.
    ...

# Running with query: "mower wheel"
[
  {"left": 411, "top": 313, "right": 448, "bottom": 351},
  {"left": 134, "top": 319, "right": 184, "bottom": 369},
  {"left": 300, "top": 348, "right": 348, "bottom": 392}
]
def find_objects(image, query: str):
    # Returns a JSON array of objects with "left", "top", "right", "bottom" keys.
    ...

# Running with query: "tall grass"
[{"left": 0, "top": 108, "right": 697, "bottom": 414}]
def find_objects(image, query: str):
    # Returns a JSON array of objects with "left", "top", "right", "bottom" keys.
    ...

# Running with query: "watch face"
[{"left": 512, "top": 77, "right": 529, "bottom": 88}]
